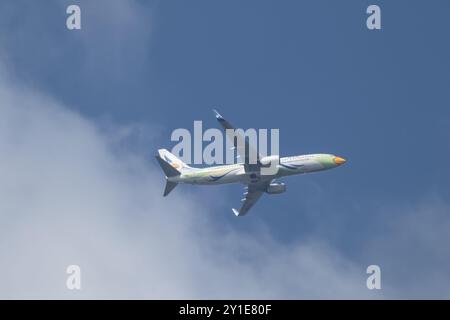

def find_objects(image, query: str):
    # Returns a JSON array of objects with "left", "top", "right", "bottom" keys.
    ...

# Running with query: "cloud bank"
[
  {"left": 0, "top": 67, "right": 381, "bottom": 299},
  {"left": 0, "top": 0, "right": 449, "bottom": 300}
]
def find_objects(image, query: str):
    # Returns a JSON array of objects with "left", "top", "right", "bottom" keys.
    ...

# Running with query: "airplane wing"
[
  {"left": 213, "top": 109, "right": 261, "bottom": 172},
  {"left": 232, "top": 180, "right": 272, "bottom": 216}
]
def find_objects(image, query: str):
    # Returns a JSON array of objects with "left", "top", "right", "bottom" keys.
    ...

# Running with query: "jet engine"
[
  {"left": 265, "top": 182, "right": 286, "bottom": 194},
  {"left": 260, "top": 155, "right": 280, "bottom": 166},
  {"left": 259, "top": 155, "right": 280, "bottom": 175}
]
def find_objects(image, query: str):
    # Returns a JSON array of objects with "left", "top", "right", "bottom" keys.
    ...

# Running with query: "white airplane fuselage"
[{"left": 168, "top": 153, "right": 346, "bottom": 186}]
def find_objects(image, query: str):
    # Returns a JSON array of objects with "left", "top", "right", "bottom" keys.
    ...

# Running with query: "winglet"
[
  {"left": 213, "top": 109, "right": 224, "bottom": 120},
  {"left": 232, "top": 208, "right": 240, "bottom": 217}
]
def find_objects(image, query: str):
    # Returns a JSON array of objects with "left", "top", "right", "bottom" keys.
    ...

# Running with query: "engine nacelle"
[
  {"left": 259, "top": 155, "right": 280, "bottom": 166},
  {"left": 259, "top": 155, "right": 280, "bottom": 176},
  {"left": 265, "top": 182, "right": 286, "bottom": 194}
]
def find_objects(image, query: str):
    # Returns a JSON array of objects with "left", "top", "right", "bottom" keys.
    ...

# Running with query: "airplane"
[{"left": 156, "top": 110, "right": 347, "bottom": 216}]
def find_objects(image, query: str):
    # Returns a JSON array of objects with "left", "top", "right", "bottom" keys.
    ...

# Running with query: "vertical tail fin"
[
  {"left": 156, "top": 149, "right": 186, "bottom": 197},
  {"left": 155, "top": 155, "right": 180, "bottom": 178},
  {"left": 157, "top": 149, "right": 191, "bottom": 172}
]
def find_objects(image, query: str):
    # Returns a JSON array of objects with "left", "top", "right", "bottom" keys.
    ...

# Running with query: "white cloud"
[
  {"left": 1, "top": 0, "right": 448, "bottom": 300},
  {"left": 0, "top": 67, "right": 379, "bottom": 299},
  {"left": 363, "top": 198, "right": 450, "bottom": 299}
]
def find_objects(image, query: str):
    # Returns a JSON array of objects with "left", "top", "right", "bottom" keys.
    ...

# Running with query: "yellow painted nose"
[{"left": 334, "top": 156, "right": 347, "bottom": 165}]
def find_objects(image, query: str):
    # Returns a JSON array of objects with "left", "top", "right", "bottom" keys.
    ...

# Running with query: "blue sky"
[{"left": 1, "top": 0, "right": 450, "bottom": 298}]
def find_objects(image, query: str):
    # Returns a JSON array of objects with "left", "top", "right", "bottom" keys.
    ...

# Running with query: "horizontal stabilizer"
[{"left": 163, "top": 180, "right": 178, "bottom": 197}]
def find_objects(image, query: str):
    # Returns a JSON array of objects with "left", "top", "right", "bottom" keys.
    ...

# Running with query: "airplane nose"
[{"left": 333, "top": 156, "right": 347, "bottom": 165}]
